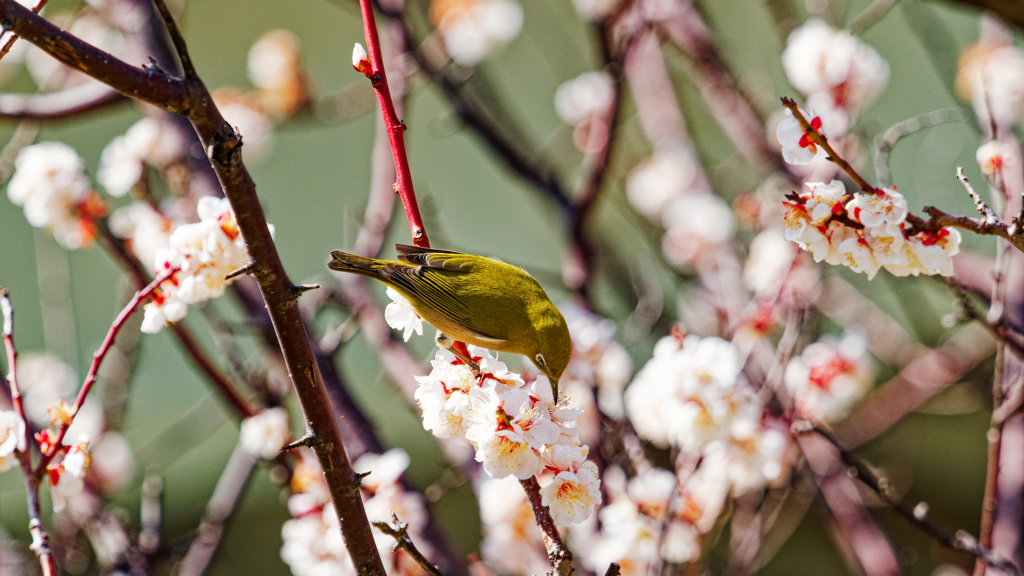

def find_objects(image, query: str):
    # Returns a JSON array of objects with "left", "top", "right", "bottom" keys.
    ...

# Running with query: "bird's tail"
[{"left": 328, "top": 251, "right": 387, "bottom": 279}]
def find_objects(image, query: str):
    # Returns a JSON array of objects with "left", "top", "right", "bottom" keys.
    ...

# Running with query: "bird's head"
[{"left": 529, "top": 307, "right": 572, "bottom": 399}]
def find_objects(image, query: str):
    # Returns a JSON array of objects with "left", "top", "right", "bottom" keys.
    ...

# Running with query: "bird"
[{"left": 328, "top": 244, "right": 571, "bottom": 399}]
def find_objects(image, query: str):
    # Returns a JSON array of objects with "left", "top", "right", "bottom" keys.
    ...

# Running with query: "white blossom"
[
  {"left": 431, "top": 0, "right": 523, "bottom": 66},
  {"left": 782, "top": 19, "right": 889, "bottom": 133},
  {"left": 384, "top": 288, "right": 423, "bottom": 341},
  {"left": 6, "top": 141, "right": 102, "bottom": 249},
  {"left": 977, "top": 141, "right": 1007, "bottom": 176},
  {"left": 786, "top": 334, "right": 874, "bottom": 423},
  {"left": 0, "top": 410, "right": 26, "bottom": 472},
  {"left": 660, "top": 193, "right": 736, "bottom": 270},
  {"left": 776, "top": 108, "right": 819, "bottom": 164},
  {"left": 249, "top": 29, "right": 302, "bottom": 91},
  {"left": 957, "top": 40, "right": 1024, "bottom": 128},
  {"left": 554, "top": 71, "right": 615, "bottom": 126},
  {"left": 240, "top": 407, "right": 291, "bottom": 459},
  {"left": 213, "top": 91, "right": 275, "bottom": 163},
  {"left": 141, "top": 196, "right": 269, "bottom": 334},
  {"left": 625, "top": 149, "right": 699, "bottom": 220},
  {"left": 571, "top": 0, "right": 622, "bottom": 21}
]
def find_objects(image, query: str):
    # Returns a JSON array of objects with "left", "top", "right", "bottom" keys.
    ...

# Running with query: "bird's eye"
[{"left": 535, "top": 353, "right": 547, "bottom": 367}]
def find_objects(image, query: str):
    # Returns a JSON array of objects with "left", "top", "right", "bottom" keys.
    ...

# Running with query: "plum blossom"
[
  {"left": 977, "top": 141, "right": 1007, "bottom": 176},
  {"left": 782, "top": 180, "right": 959, "bottom": 278},
  {"left": 0, "top": 410, "right": 26, "bottom": 472},
  {"left": 539, "top": 444, "right": 601, "bottom": 525},
  {"left": 109, "top": 201, "right": 176, "bottom": 268},
  {"left": 625, "top": 149, "right": 700, "bottom": 219},
  {"left": 782, "top": 19, "right": 889, "bottom": 134},
  {"left": 956, "top": 37, "right": 1024, "bottom": 128},
  {"left": 141, "top": 196, "right": 271, "bottom": 334},
  {"left": 478, "top": 477, "right": 550, "bottom": 576},
  {"left": 558, "top": 302, "right": 632, "bottom": 420},
  {"left": 48, "top": 435, "right": 91, "bottom": 512},
  {"left": 786, "top": 334, "right": 874, "bottom": 423},
  {"left": 430, "top": 0, "right": 523, "bottom": 67},
  {"left": 413, "top": 345, "right": 600, "bottom": 522},
  {"left": 776, "top": 108, "right": 821, "bottom": 164},
  {"left": 571, "top": 0, "right": 622, "bottom": 21},
  {"left": 240, "top": 407, "right": 291, "bottom": 459},
  {"left": 248, "top": 29, "right": 311, "bottom": 118},
  {"left": 384, "top": 288, "right": 423, "bottom": 341},
  {"left": 661, "top": 193, "right": 736, "bottom": 270},
  {"left": 7, "top": 142, "right": 106, "bottom": 249},
  {"left": 554, "top": 71, "right": 615, "bottom": 127},
  {"left": 281, "top": 449, "right": 431, "bottom": 576},
  {"left": 97, "top": 117, "right": 183, "bottom": 198}
]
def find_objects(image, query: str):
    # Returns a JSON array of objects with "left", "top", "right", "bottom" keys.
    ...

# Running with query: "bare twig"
[
  {"left": 178, "top": 440, "right": 259, "bottom": 576},
  {"left": 373, "top": 514, "right": 445, "bottom": 576},
  {"left": 2, "top": 290, "right": 56, "bottom": 576},
  {"left": 848, "top": 0, "right": 901, "bottom": 35},
  {"left": 0, "top": 82, "right": 125, "bottom": 119},
  {"left": 519, "top": 477, "right": 573, "bottom": 576},
  {"left": 35, "top": 266, "right": 178, "bottom": 476},
  {"left": 800, "top": 424, "right": 1022, "bottom": 575},
  {"left": 873, "top": 108, "right": 971, "bottom": 187}
]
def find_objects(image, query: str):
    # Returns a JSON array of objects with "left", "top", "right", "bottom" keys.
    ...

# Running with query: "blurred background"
[{"left": 0, "top": 0, "right": 1010, "bottom": 574}]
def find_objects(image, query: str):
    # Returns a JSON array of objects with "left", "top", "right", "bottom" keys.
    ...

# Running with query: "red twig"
[
  {"left": 2, "top": 290, "right": 56, "bottom": 576},
  {"left": 355, "top": 0, "right": 429, "bottom": 247},
  {"left": 780, "top": 98, "right": 877, "bottom": 194},
  {"left": 34, "top": 267, "right": 178, "bottom": 476}
]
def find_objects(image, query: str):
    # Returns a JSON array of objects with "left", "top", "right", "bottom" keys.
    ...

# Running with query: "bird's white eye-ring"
[{"left": 535, "top": 353, "right": 547, "bottom": 368}]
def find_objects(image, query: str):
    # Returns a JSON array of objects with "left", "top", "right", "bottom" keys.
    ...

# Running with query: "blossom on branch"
[
  {"left": 785, "top": 334, "right": 874, "bottom": 423},
  {"left": 384, "top": 288, "right": 424, "bottom": 342},
  {"left": 776, "top": 108, "right": 821, "bottom": 164},
  {"left": 141, "top": 196, "right": 272, "bottom": 334},
  {"left": 240, "top": 407, "right": 292, "bottom": 459},
  {"left": 0, "top": 410, "right": 26, "bottom": 472},
  {"left": 48, "top": 435, "right": 92, "bottom": 512}
]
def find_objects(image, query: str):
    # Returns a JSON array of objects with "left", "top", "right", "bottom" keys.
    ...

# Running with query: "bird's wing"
[
  {"left": 381, "top": 253, "right": 507, "bottom": 344},
  {"left": 394, "top": 244, "right": 477, "bottom": 273}
]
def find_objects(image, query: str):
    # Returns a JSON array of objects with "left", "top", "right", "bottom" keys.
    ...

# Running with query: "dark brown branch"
[
  {"left": 800, "top": 424, "right": 1021, "bottom": 575},
  {"left": 0, "top": 0, "right": 188, "bottom": 113},
  {"left": 0, "top": 0, "right": 45, "bottom": 61},
  {"left": 519, "top": 477, "right": 573, "bottom": 576},
  {"left": 0, "top": 82, "right": 126, "bottom": 119},
  {"left": 373, "top": 514, "right": 445, "bottom": 576}
]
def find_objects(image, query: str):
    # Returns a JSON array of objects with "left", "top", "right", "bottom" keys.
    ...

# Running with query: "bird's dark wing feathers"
[
  {"left": 381, "top": 265, "right": 471, "bottom": 326},
  {"left": 394, "top": 244, "right": 475, "bottom": 272}
]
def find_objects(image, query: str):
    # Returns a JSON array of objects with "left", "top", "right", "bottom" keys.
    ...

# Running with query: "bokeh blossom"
[
  {"left": 429, "top": 0, "right": 523, "bottom": 67},
  {"left": 786, "top": 334, "right": 875, "bottom": 423}
]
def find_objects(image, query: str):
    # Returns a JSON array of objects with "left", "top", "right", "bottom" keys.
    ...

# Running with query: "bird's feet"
[{"left": 435, "top": 331, "right": 481, "bottom": 377}]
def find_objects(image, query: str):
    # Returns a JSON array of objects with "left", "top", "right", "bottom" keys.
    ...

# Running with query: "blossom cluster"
[
  {"left": 781, "top": 19, "right": 889, "bottom": 135},
  {"left": 785, "top": 334, "right": 874, "bottom": 423},
  {"left": 281, "top": 449, "right": 431, "bottom": 576},
  {"left": 624, "top": 150, "right": 735, "bottom": 270},
  {"left": 7, "top": 142, "right": 107, "bottom": 249},
  {"left": 956, "top": 33, "right": 1024, "bottom": 129},
  {"left": 97, "top": 117, "right": 183, "bottom": 198},
  {"left": 141, "top": 196, "right": 271, "bottom": 334},
  {"left": 781, "top": 178, "right": 960, "bottom": 279},
  {"left": 554, "top": 70, "right": 616, "bottom": 153},
  {"left": 384, "top": 289, "right": 601, "bottom": 525},
  {"left": 624, "top": 334, "right": 789, "bottom": 492},
  {"left": 429, "top": 0, "right": 524, "bottom": 67}
]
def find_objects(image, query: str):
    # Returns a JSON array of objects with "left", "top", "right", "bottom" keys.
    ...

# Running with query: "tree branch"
[
  {"left": 0, "top": 82, "right": 125, "bottom": 119},
  {"left": 799, "top": 424, "right": 1022, "bottom": 575},
  {"left": 373, "top": 514, "right": 446, "bottom": 576},
  {"left": 520, "top": 477, "right": 573, "bottom": 576}
]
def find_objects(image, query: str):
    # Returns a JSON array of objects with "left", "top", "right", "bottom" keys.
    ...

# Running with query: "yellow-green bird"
[{"left": 328, "top": 244, "right": 571, "bottom": 399}]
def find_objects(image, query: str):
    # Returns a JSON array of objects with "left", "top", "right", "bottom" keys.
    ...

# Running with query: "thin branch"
[
  {"left": 356, "top": 0, "right": 428, "bottom": 246},
  {"left": 873, "top": 108, "right": 971, "bottom": 187},
  {"left": 96, "top": 224, "right": 256, "bottom": 418},
  {"left": 0, "top": 82, "right": 126, "bottom": 119},
  {"left": 35, "top": 266, "right": 178, "bottom": 476},
  {"left": 178, "top": 439, "right": 259, "bottom": 576},
  {"left": 1, "top": 290, "right": 56, "bottom": 576},
  {"left": 781, "top": 98, "right": 876, "bottom": 193},
  {"left": 800, "top": 424, "right": 1022, "bottom": 575},
  {"left": 957, "top": 167, "right": 1001, "bottom": 223},
  {"left": 847, "top": 0, "right": 901, "bottom": 35},
  {"left": 373, "top": 513, "right": 446, "bottom": 576},
  {"left": 150, "top": 0, "right": 196, "bottom": 80},
  {"left": 369, "top": 0, "right": 571, "bottom": 209},
  {"left": 519, "top": 477, "right": 573, "bottom": 576}
]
